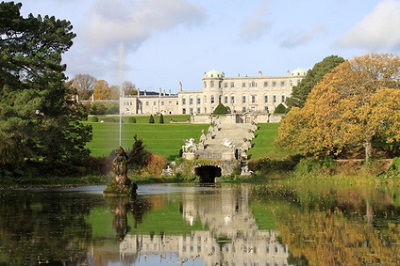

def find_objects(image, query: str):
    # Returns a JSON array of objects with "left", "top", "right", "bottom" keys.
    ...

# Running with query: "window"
[
  {"left": 189, "top": 108, "right": 193, "bottom": 114},
  {"left": 146, "top": 101, "right": 149, "bottom": 106},
  {"left": 224, "top": 96, "right": 228, "bottom": 104},
  {"left": 211, "top": 95, "right": 215, "bottom": 104},
  {"left": 224, "top": 82, "right": 228, "bottom": 88},
  {"left": 197, "top": 98, "right": 201, "bottom": 105},
  {"left": 161, "top": 101, "right": 164, "bottom": 105},
  {"left": 197, "top": 108, "right": 200, "bottom": 114},
  {"left": 210, "top": 81, "right": 214, "bottom": 88},
  {"left": 231, "top": 96, "right": 235, "bottom": 104},
  {"left": 182, "top": 98, "right": 186, "bottom": 105},
  {"left": 264, "top": 81, "right": 268, "bottom": 87},
  {"left": 153, "top": 101, "right": 156, "bottom": 105},
  {"left": 272, "top": 81, "right": 277, "bottom": 87},
  {"left": 230, "top": 82, "right": 234, "bottom": 88},
  {"left": 250, "top": 81, "right": 257, "bottom": 87},
  {"left": 281, "top": 95, "right": 285, "bottom": 103},
  {"left": 264, "top": 95, "right": 268, "bottom": 103},
  {"left": 242, "top": 82, "right": 246, "bottom": 88},
  {"left": 297, "top": 79, "right": 301, "bottom": 85},
  {"left": 251, "top": 95, "right": 256, "bottom": 103},
  {"left": 273, "top": 95, "right": 276, "bottom": 103},
  {"left": 281, "top": 81, "right": 285, "bottom": 87},
  {"left": 182, "top": 108, "right": 186, "bottom": 114},
  {"left": 189, "top": 98, "right": 193, "bottom": 105},
  {"left": 242, "top": 95, "right": 246, "bottom": 104}
]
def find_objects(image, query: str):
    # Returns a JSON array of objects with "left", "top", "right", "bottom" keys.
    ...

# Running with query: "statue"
[
  {"left": 182, "top": 138, "right": 196, "bottom": 153},
  {"left": 112, "top": 146, "right": 138, "bottom": 194}
]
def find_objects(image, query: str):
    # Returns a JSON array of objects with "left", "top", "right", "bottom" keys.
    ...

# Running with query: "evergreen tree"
[
  {"left": 149, "top": 114, "right": 155, "bottom": 124},
  {"left": 128, "top": 134, "right": 150, "bottom": 170},
  {"left": 213, "top": 103, "right": 229, "bottom": 115},
  {"left": 159, "top": 113, "right": 164, "bottom": 124},
  {"left": 286, "top": 55, "right": 345, "bottom": 111},
  {"left": 274, "top": 103, "right": 287, "bottom": 114},
  {"left": 0, "top": 2, "right": 92, "bottom": 173}
]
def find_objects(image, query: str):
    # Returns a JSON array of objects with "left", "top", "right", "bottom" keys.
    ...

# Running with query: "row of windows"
[
  {"left": 182, "top": 95, "right": 285, "bottom": 105},
  {"left": 204, "top": 80, "right": 300, "bottom": 89},
  {"left": 140, "top": 100, "right": 178, "bottom": 106},
  {"left": 182, "top": 106, "right": 273, "bottom": 114}
]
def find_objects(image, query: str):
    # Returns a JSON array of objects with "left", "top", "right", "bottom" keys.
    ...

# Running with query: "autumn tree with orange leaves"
[{"left": 275, "top": 53, "right": 400, "bottom": 160}]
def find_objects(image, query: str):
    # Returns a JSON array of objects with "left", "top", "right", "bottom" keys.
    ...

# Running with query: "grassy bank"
[
  {"left": 85, "top": 118, "right": 281, "bottom": 160},
  {"left": 85, "top": 122, "right": 209, "bottom": 160}
]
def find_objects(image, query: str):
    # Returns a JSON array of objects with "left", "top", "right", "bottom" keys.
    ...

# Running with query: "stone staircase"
[{"left": 182, "top": 120, "right": 258, "bottom": 162}]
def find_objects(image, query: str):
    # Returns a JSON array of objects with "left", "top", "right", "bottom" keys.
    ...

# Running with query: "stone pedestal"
[{"left": 183, "top": 152, "right": 196, "bottom": 160}]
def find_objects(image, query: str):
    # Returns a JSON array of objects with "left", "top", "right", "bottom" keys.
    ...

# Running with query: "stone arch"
[{"left": 195, "top": 165, "right": 221, "bottom": 183}]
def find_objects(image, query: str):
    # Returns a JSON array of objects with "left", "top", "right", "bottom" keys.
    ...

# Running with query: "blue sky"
[{"left": 18, "top": 0, "right": 400, "bottom": 93}]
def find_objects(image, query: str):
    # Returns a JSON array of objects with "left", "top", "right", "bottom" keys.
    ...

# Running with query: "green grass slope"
[
  {"left": 86, "top": 120, "right": 280, "bottom": 161},
  {"left": 86, "top": 122, "right": 208, "bottom": 160}
]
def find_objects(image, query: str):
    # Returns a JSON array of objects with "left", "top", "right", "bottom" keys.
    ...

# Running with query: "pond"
[{"left": 0, "top": 183, "right": 399, "bottom": 265}]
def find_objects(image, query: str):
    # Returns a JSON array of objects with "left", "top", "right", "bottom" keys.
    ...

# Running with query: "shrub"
[
  {"left": 213, "top": 103, "right": 229, "bottom": 115},
  {"left": 106, "top": 103, "right": 119, "bottom": 114},
  {"left": 102, "top": 117, "right": 117, "bottom": 122},
  {"left": 149, "top": 114, "right": 155, "bottom": 124},
  {"left": 146, "top": 154, "right": 167, "bottom": 175},
  {"left": 159, "top": 114, "right": 164, "bottom": 124},
  {"left": 90, "top": 103, "right": 107, "bottom": 115},
  {"left": 128, "top": 117, "right": 136, "bottom": 123},
  {"left": 88, "top": 116, "right": 99, "bottom": 122},
  {"left": 274, "top": 103, "right": 286, "bottom": 114}
]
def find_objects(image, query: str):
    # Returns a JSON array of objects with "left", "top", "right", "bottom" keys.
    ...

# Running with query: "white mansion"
[{"left": 120, "top": 68, "right": 306, "bottom": 116}]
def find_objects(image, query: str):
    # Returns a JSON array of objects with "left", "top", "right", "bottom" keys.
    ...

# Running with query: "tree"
[
  {"left": 213, "top": 103, "right": 229, "bottom": 115},
  {"left": 274, "top": 103, "right": 286, "bottom": 114},
  {"left": 0, "top": 2, "right": 92, "bottom": 173},
  {"left": 69, "top": 74, "right": 97, "bottom": 100},
  {"left": 122, "top": 81, "right": 137, "bottom": 96},
  {"left": 286, "top": 55, "right": 345, "bottom": 111},
  {"left": 128, "top": 134, "right": 151, "bottom": 171},
  {"left": 109, "top": 85, "right": 120, "bottom": 100},
  {"left": 275, "top": 53, "right": 400, "bottom": 160},
  {"left": 92, "top": 80, "right": 110, "bottom": 100},
  {"left": 149, "top": 114, "right": 155, "bottom": 124},
  {"left": 159, "top": 113, "right": 164, "bottom": 124}
]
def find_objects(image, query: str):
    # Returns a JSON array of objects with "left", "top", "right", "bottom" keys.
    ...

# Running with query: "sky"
[{"left": 17, "top": 0, "right": 400, "bottom": 93}]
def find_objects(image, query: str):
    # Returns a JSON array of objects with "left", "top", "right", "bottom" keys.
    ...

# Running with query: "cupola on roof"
[
  {"left": 290, "top": 67, "right": 307, "bottom": 76},
  {"left": 204, "top": 69, "right": 223, "bottom": 78}
]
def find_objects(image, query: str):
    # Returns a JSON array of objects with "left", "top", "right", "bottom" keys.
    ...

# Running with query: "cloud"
[
  {"left": 280, "top": 23, "right": 327, "bottom": 48},
  {"left": 81, "top": 0, "right": 205, "bottom": 50},
  {"left": 338, "top": 0, "right": 400, "bottom": 51},
  {"left": 238, "top": 0, "right": 271, "bottom": 42}
]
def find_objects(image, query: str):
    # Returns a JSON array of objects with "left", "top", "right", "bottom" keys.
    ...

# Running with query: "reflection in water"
[
  {"left": 1, "top": 184, "right": 400, "bottom": 265},
  {"left": 118, "top": 186, "right": 288, "bottom": 265}
]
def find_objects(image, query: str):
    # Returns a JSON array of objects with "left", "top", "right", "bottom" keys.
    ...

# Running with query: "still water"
[{"left": 1, "top": 183, "right": 400, "bottom": 265}]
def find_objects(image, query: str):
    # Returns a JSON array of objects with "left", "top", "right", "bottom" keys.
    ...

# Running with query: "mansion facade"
[{"left": 120, "top": 68, "right": 307, "bottom": 116}]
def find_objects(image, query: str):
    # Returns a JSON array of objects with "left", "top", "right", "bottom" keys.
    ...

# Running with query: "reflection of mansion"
[
  {"left": 120, "top": 186, "right": 289, "bottom": 265},
  {"left": 120, "top": 68, "right": 306, "bottom": 116}
]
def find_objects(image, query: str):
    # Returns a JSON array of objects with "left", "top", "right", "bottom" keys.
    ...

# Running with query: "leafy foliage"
[
  {"left": 0, "top": 2, "right": 92, "bottom": 174},
  {"left": 213, "top": 103, "right": 229, "bottom": 115},
  {"left": 276, "top": 53, "right": 400, "bottom": 159},
  {"left": 145, "top": 154, "right": 167, "bottom": 175},
  {"left": 286, "top": 55, "right": 345, "bottom": 111},
  {"left": 274, "top": 103, "right": 286, "bottom": 114}
]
